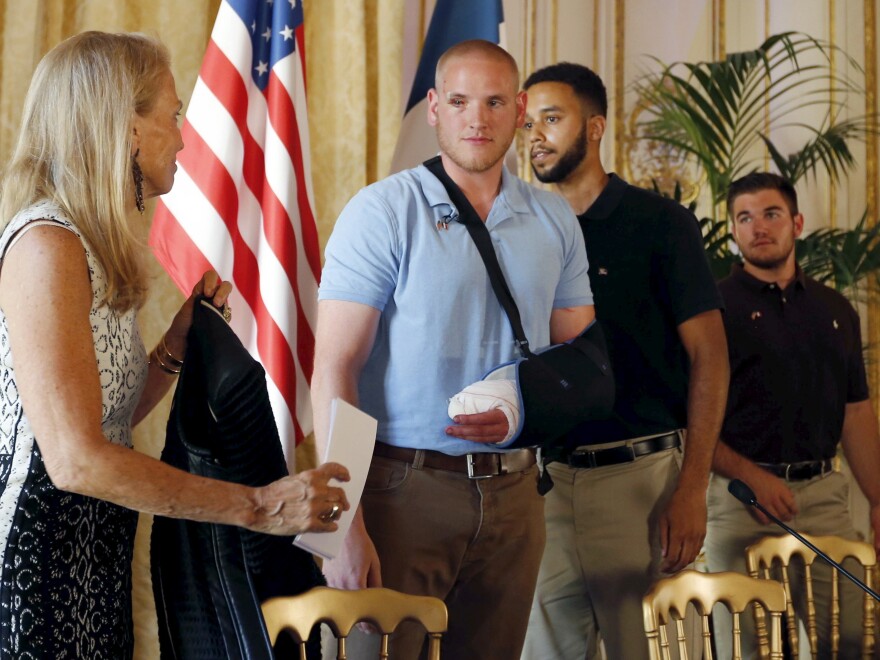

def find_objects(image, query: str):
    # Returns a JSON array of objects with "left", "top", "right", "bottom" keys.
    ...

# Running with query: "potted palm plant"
[{"left": 631, "top": 31, "right": 878, "bottom": 293}]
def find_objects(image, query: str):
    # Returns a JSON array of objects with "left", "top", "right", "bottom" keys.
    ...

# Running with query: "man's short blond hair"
[{"left": 434, "top": 39, "right": 519, "bottom": 91}]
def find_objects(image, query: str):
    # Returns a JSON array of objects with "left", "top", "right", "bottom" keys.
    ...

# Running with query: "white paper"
[{"left": 293, "top": 398, "right": 377, "bottom": 559}]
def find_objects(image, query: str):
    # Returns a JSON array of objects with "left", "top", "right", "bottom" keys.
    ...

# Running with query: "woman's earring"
[{"left": 132, "top": 149, "right": 145, "bottom": 214}]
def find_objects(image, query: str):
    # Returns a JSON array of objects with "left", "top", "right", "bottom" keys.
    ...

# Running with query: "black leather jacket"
[{"left": 151, "top": 298, "right": 322, "bottom": 659}]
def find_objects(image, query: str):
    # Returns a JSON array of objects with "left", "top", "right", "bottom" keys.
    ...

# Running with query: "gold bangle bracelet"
[
  {"left": 150, "top": 345, "right": 181, "bottom": 375},
  {"left": 160, "top": 333, "right": 184, "bottom": 367}
]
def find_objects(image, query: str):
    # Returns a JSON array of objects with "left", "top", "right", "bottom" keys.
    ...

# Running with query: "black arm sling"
[{"left": 423, "top": 155, "right": 615, "bottom": 454}]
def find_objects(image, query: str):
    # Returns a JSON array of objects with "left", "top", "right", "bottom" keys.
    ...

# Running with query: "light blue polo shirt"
[{"left": 319, "top": 164, "right": 593, "bottom": 455}]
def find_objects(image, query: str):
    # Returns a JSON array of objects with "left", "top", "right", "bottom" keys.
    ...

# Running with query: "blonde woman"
[{"left": 0, "top": 31, "right": 348, "bottom": 658}]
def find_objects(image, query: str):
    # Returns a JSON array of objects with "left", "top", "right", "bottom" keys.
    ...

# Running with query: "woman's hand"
[
  {"left": 252, "top": 462, "right": 352, "bottom": 535},
  {"left": 164, "top": 271, "right": 233, "bottom": 359}
]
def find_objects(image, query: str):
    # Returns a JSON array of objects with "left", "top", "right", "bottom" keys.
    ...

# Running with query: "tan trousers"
[
  {"left": 705, "top": 471, "right": 865, "bottom": 659},
  {"left": 324, "top": 454, "right": 546, "bottom": 660},
  {"left": 522, "top": 447, "right": 700, "bottom": 660}
]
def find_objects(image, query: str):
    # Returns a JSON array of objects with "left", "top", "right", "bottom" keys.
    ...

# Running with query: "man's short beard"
[
  {"left": 532, "top": 125, "right": 588, "bottom": 184},
  {"left": 743, "top": 251, "right": 792, "bottom": 270},
  {"left": 740, "top": 238, "right": 796, "bottom": 271},
  {"left": 436, "top": 128, "right": 511, "bottom": 175}
]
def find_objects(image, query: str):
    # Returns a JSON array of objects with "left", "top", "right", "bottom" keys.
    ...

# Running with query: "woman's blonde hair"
[{"left": 0, "top": 31, "right": 171, "bottom": 311}]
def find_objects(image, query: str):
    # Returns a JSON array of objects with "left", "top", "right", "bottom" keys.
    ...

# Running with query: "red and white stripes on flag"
[{"left": 149, "top": 0, "right": 318, "bottom": 465}]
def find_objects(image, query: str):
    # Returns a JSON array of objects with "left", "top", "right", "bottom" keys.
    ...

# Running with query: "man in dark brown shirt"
[{"left": 705, "top": 172, "right": 880, "bottom": 658}]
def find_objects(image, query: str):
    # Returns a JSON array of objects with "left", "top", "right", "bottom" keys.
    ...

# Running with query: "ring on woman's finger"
[{"left": 318, "top": 502, "right": 342, "bottom": 523}]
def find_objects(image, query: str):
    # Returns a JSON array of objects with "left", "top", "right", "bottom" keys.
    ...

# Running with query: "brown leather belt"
[
  {"left": 373, "top": 442, "right": 537, "bottom": 479},
  {"left": 756, "top": 458, "right": 833, "bottom": 482}
]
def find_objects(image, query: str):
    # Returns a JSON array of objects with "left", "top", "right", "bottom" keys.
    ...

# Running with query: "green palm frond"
[
  {"left": 633, "top": 31, "right": 880, "bottom": 302},
  {"left": 760, "top": 116, "right": 870, "bottom": 184},
  {"left": 633, "top": 32, "right": 871, "bottom": 213},
  {"left": 796, "top": 213, "right": 880, "bottom": 301}
]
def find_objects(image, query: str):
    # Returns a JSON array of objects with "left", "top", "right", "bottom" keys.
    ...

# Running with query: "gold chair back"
[
  {"left": 643, "top": 569, "right": 786, "bottom": 660},
  {"left": 746, "top": 533, "right": 876, "bottom": 659},
  {"left": 261, "top": 586, "right": 448, "bottom": 660}
]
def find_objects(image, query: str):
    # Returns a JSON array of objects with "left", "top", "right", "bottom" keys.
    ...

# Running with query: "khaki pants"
[
  {"left": 705, "top": 471, "right": 865, "bottom": 659},
  {"left": 522, "top": 447, "right": 700, "bottom": 660},
  {"left": 324, "top": 454, "right": 546, "bottom": 660}
]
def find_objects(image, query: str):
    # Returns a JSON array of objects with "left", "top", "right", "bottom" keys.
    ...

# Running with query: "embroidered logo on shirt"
[
  {"left": 750, "top": 311, "right": 762, "bottom": 320},
  {"left": 597, "top": 267, "right": 608, "bottom": 276}
]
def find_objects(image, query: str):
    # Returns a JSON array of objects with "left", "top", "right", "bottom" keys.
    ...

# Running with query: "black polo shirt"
[
  {"left": 720, "top": 263, "right": 868, "bottom": 463},
  {"left": 563, "top": 174, "right": 723, "bottom": 448}
]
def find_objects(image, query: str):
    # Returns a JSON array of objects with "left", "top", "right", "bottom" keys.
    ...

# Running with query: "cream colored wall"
[{"left": 0, "top": 1, "right": 876, "bottom": 657}]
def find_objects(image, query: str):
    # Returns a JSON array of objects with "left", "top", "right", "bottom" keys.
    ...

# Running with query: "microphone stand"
[{"left": 732, "top": 480, "right": 880, "bottom": 603}]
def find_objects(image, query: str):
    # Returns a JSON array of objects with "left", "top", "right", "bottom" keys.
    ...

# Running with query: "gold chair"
[
  {"left": 261, "top": 586, "right": 448, "bottom": 660},
  {"left": 643, "top": 569, "right": 786, "bottom": 660},
  {"left": 746, "top": 533, "right": 877, "bottom": 659}
]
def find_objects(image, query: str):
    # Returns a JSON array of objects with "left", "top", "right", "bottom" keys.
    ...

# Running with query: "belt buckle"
[
  {"left": 616, "top": 444, "right": 637, "bottom": 464},
  {"left": 575, "top": 443, "right": 636, "bottom": 468},
  {"left": 569, "top": 450, "right": 600, "bottom": 469},
  {"left": 584, "top": 452, "right": 597, "bottom": 468},
  {"left": 467, "top": 454, "right": 494, "bottom": 480},
  {"left": 784, "top": 463, "right": 793, "bottom": 481}
]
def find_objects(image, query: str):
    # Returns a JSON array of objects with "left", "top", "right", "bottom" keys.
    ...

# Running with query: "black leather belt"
[
  {"left": 567, "top": 432, "right": 681, "bottom": 469},
  {"left": 373, "top": 443, "right": 537, "bottom": 479},
  {"left": 756, "top": 458, "right": 833, "bottom": 482}
]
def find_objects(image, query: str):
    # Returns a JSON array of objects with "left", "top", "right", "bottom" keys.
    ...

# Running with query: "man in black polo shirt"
[
  {"left": 520, "top": 62, "right": 729, "bottom": 660},
  {"left": 705, "top": 172, "right": 880, "bottom": 658}
]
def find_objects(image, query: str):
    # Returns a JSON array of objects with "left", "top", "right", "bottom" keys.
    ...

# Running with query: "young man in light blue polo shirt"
[{"left": 311, "top": 40, "right": 595, "bottom": 660}]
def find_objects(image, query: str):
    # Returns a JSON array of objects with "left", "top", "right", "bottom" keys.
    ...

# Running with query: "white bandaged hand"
[{"left": 447, "top": 379, "right": 520, "bottom": 445}]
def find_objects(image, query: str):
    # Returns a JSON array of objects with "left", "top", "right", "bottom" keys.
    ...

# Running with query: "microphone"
[
  {"left": 728, "top": 478, "right": 757, "bottom": 506},
  {"left": 727, "top": 479, "right": 880, "bottom": 602}
]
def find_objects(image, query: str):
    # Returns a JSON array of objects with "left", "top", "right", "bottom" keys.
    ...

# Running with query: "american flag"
[{"left": 149, "top": 0, "right": 318, "bottom": 464}]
